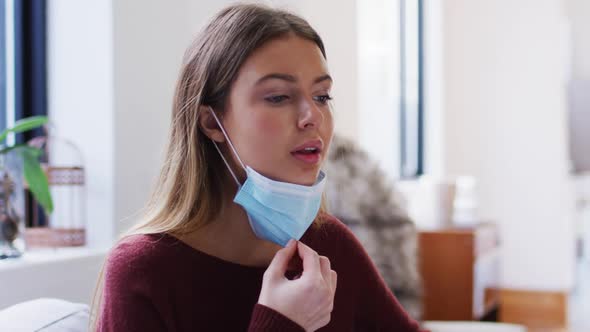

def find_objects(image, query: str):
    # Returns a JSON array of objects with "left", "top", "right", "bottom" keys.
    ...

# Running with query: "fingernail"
[{"left": 287, "top": 239, "right": 295, "bottom": 247}]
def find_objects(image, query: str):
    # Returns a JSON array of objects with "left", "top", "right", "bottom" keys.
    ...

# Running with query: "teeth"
[{"left": 304, "top": 147, "right": 316, "bottom": 151}]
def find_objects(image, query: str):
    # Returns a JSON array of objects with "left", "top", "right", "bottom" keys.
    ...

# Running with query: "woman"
[{"left": 93, "top": 3, "right": 426, "bottom": 331}]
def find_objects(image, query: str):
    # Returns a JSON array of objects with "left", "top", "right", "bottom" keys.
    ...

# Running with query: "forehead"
[{"left": 234, "top": 34, "right": 330, "bottom": 86}]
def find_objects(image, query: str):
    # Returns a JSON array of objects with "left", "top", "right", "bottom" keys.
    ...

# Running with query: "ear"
[{"left": 198, "top": 105, "right": 226, "bottom": 143}]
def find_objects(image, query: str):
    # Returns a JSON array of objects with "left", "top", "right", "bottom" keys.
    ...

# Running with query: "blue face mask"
[{"left": 208, "top": 107, "right": 327, "bottom": 247}]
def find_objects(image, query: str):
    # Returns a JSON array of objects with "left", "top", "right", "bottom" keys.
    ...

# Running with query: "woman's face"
[{"left": 221, "top": 34, "right": 334, "bottom": 186}]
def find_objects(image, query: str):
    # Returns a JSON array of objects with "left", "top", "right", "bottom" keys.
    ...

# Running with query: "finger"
[
  {"left": 330, "top": 270, "right": 338, "bottom": 296},
  {"left": 265, "top": 239, "right": 297, "bottom": 278},
  {"left": 297, "top": 242, "right": 320, "bottom": 278},
  {"left": 319, "top": 256, "right": 331, "bottom": 283},
  {"left": 310, "top": 313, "right": 332, "bottom": 332}
]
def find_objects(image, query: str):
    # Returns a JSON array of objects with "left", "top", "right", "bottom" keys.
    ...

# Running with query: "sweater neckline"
[{"left": 157, "top": 232, "right": 270, "bottom": 273}]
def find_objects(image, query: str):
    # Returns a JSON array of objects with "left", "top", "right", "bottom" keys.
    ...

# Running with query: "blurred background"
[{"left": 0, "top": 1, "right": 588, "bottom": 331}]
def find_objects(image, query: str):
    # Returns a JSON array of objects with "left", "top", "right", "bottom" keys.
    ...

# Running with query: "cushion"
[{"left": 0, "top": 298, "right": 89, "bottom": 332}]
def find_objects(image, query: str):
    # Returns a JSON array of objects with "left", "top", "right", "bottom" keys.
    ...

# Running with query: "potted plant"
[{"left": 0, "top": 116, "right": 53, "bottom": 259}]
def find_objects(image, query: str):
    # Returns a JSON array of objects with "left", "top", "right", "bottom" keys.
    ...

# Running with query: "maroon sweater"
[{"left": 98, "top": 214, "right": 426, "bottom": 331}]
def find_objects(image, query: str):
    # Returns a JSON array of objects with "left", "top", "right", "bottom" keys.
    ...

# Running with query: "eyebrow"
[{"left": 254, "top": 73, "right": 333, "bottom": 86}]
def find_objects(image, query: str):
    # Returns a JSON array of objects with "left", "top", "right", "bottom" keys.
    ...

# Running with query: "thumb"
[{"left": 265, "top": 239, "right": 297, "bottom": 279}]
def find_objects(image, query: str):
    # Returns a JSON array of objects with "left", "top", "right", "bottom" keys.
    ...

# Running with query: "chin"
[
  {"left": 271, "top": 163, "right": 322, "bottom": 185},
  {"left": 295, "top": 179, "right": 315, "bottom": 186},
  {"left": 294, "top": 172, "right": 321, "bottom": 186}
]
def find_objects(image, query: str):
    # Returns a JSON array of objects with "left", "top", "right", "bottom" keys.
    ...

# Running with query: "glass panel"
[
  {"left": 0, "top": 0, "right": 6, "bottom": 131},
  {"left": 358, "top": 0, "right": 401, "bottom": 178},
  {"left": 400, "top": 0, "right": 423, "bottom": 178}
]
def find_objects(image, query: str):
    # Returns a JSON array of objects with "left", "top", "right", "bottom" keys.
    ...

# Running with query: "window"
[
  {"left": 399, "top": 0, "right": 424, "bottom": 178},
  {"left": 1, "top": 0, "right": 47, "bottom": 143},
  {"left": 1, "top": 0, "right": 48, "bottom": 226},
  {"left": 1, "top": 0, "right": 10, "bottom": 132},
  {"left": 14, "top": 0, "right": 48, "bottom": 144},
  {"left": 357, "top": 0, "right": 424, "bottom": 179}
]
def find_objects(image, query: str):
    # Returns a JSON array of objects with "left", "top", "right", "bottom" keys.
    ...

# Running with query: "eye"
[
  {"left": 314, "top": 94, "right": 333, "bottom": 104},
  {"left": 265, "top": 95, "right": 290, "bottom": 104}
]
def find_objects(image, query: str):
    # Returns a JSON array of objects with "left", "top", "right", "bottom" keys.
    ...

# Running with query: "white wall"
[
  {"left": 566, "top": 0, "right": 590, "bottom": 264},
  {"left": 423, "top": 0, "right": 445, "bottom": 178},
  {"left": 566, "top": 0, "right": 590, "bottom": 78},
  {"left": 48, "top": 0, "right": 115, "bottom": 248},
  {"left": 357, "top": 0, "right": 400, "bottom": 178},
  {"left": 111, "top": 0, "right": 193, "bottom": 236},
  {"left": 564, "top": 0, "right": 590, "bottom": 173},
  {"left": 438, "top": 0, "right": 576, "bottom": 291}
]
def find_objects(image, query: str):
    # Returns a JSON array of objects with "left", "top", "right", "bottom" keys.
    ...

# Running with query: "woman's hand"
[{"left": 258, "top": 239, "right": 337, "bottom": 332}]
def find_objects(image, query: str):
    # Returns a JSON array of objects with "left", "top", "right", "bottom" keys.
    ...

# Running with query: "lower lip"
[{"left": 291, "top": 152, "right": 321, "bottom": 164}]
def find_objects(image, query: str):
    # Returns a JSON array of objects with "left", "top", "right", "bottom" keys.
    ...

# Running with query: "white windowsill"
[{"left": 0, "top": 246, "right": 109, "bottom": 272}]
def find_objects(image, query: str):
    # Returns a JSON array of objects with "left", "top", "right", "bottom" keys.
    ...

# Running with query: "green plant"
[{"left": 0, "top": 116, "right": 53, "bottom": 215}]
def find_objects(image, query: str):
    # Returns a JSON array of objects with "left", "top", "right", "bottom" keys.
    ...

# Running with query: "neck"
[{"left": 178, "top": 188, "right": 281, "bottom": 267}]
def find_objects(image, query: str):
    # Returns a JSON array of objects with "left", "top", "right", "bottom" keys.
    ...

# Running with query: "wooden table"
[{"left": 419, "top": 223, "right": 501, "bottom": 321}]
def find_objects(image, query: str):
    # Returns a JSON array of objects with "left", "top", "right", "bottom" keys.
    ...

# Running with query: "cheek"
[
  {"left": 320, "top": 111, "right": 334, "bottom": 159},
  {"left": 322, "top": 110, "right": 335, "bottom": 136},
  {"left": 256, "top": 116, "right": 284, "bottom": 136},
  {"left": 251, "top": 113, "right": 286, "bottom": 140},
  {"left": 232, "top": 111, "right": 288, "bottom": 163},
  {"left": 239, "top": 113, "right": 289, "bottom": 170}
]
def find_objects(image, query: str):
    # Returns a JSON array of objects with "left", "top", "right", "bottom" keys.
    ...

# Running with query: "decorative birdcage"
[
  {"left": 0, "top": 150, "right": 26, "bottom": 258},
  {"left": 24, "top": 134, "right": 86, "bottom": 247}
]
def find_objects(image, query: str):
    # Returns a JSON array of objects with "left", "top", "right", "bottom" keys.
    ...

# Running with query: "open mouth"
[
  {"left": 291, "top": 146, "right": 322, "bottom": 164},
  {"left": 294, "top": 147, "right": 320, "bottom": 155}
]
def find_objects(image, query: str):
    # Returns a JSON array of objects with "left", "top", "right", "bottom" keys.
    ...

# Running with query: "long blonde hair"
[{"left": 90, "top": 3, "right": 329, "bottom": 329}]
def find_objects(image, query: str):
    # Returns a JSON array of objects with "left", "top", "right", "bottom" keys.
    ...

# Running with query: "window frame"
[
  {"left": 399, "top": 0, "right": 425, "bottom": 178},
  {"left": 1, "top": 0, "right": 8, "bottom": 132},
  {"left": 1, "top": 0, "right": 48, "bottom": 227}
]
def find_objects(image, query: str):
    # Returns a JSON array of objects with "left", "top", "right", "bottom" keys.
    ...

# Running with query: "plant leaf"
[
  {"left": 0, "top": 144, "right": 42, "bottom": 156},
  {"left": 19, "top": 147, "right": 53, "bottom": 215},
  {"left": 0, "top": 116, "right": 48, "bottom": 143}
]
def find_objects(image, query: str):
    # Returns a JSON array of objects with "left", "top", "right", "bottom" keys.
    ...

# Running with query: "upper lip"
[{"left": 291, "top": 139, "right": 323, "bottom": 153}]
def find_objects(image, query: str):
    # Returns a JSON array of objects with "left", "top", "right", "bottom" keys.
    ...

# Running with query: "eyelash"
[
  {"left": 264, "top": 94, "right": 333, "bottom": 105},
  {"left": 265, "top": 95, "right": 290, "bottom": 104},
  {"left": 315, "top": 95, "right": 333, "bottom": 104}
]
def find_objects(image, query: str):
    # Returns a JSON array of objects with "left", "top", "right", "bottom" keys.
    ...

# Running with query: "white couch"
[
  {"left": 0, "top": 298, "right": 528, "bottom": 332},
  {"left": 0, "top": 298, "right": 89, "bottom": 332}
]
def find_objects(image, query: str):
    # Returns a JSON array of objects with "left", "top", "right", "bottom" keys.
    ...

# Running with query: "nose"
[{"left": 297, "top": 97, "right": 323, "bottom": 130}]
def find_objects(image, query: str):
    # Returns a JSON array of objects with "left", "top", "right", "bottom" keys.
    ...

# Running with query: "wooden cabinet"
[{"left": 419, "top": 223, "right": 500, "bottom": 321}]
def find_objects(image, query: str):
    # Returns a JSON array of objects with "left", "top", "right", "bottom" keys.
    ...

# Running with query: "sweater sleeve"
[
  {"left": 247, "top": 304, "right": 305, "bottom": 332},
  {"left": 97, "top": 241, "right": 168, "bottom": 332},
  {"left": 334, "top": 219, "right": 429, "bottom": 332}
]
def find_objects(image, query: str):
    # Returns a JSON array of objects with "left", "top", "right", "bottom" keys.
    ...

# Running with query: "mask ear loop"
[{"left": 207, "top": 106, "right": 246, "bottom": 187}]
